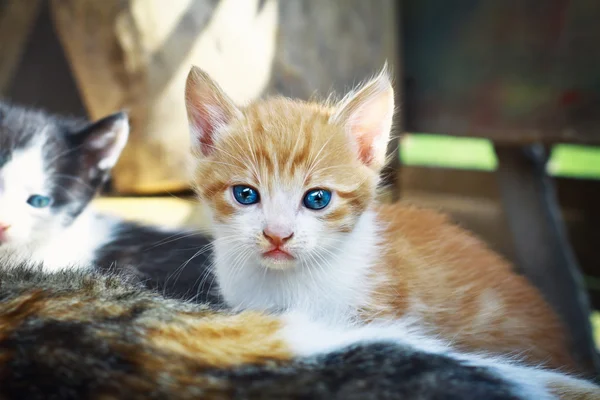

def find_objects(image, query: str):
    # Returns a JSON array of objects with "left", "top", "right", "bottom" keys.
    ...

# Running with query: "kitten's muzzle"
[
  {"left": 262, "top": 229, "right": 295, "bottom": 261},
  {"left": 262, "top": 229, "right": 293, "bottom": 247},
  {"left": 262, "top": 248, "right": 294, "bottom": 262}
]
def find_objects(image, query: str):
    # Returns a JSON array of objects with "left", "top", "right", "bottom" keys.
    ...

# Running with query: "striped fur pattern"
[
  {"left": 0, "top": 260, "right": 596, "bottom": 399},
  {"left": 185, "top": 66, "right": 584, "bottom": 373}
]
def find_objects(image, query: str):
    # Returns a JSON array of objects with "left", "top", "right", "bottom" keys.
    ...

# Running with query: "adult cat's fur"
[
  {"left": 185, "top": 66, "right": 578, "bottom": 371},
  {"left": 0, "top": 259, "right": 596, "bottom": 399},
  {"left": 0, "top": 101, "right": 219, "bottom": 303}
]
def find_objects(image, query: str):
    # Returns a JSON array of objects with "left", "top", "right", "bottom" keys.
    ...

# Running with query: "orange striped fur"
[{"left": 185, "top": 65, "right": 578, "bottom": 373}]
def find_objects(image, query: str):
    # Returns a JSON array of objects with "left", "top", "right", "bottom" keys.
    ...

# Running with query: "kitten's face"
[
  {"left": 196, "top": 101, "right": 378, "bottom": 270},
  {"left": 0, "top": 103, "right": 128, "bottom": 253},
  {"left": 186, "top": 67, "right": 394, "bottom": 271},
  {"left": 0, "top": 138, "right": 55, "bottom": 248}
]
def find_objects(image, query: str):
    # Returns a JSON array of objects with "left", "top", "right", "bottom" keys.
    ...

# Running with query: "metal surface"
[
  {"left": 495, "top": 144, "right": 600, "bottom": 375},
  {"left": 402, "top": 1, "right": 600, "bottom": 144}
]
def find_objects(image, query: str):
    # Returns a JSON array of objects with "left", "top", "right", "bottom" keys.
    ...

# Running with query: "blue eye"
[
  {"left": 26, "top": 194, "right": 53, "bottom": 208},
  {"left": 232, "top": 185, "right": 260, "bottom": 205},
  {"left": 303, "top": 189, "right": 332, "bottom": 210}
]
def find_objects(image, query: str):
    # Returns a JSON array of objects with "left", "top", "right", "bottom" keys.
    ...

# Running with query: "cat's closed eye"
[
  {"left": 232, "top": 185, "right": 260, "bottom": 205},
  {"left": 303, "top": 188, "right": 331, "bottom": 210},
  {"left": 26, "top": 194, "right": 53, "bottom": 209}
]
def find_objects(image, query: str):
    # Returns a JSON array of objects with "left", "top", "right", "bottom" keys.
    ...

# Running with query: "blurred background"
[{"left": 2, "top": 0, "right": 600, "bottom": 371}]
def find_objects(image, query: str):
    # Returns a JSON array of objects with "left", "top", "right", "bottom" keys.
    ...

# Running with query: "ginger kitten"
[{"left": 185, "top": 66, "right": 577, "bottom": 371}]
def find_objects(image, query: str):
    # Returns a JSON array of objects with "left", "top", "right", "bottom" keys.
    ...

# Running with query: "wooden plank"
[
  {"left": 381, "top": 1, "right": 403, "bottom": 200},
  {"left": 50, "top": 0, "right": 398, "bottom": 195},
  {"left": 495, "top": 144, "right": 599, "bottom": 374},
  {"left": 400, "top": 165, "right": 600, "bottom": 208},
  {"left": 401, "top": 0, "right": 600, "bottom": 145},
  {"left": 0, "top": 0, "right": 42, "bottom": 94},
  {"left": 6, "top": 1, "right": 86, "bottom": 116}
]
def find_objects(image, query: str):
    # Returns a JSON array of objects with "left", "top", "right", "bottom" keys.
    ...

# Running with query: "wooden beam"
[
  {"left": 380, "top": 0, "right": 402, "bottom": 201},
  {"left": 50, "top": 0, "right": 398, "bottom": 195},
  {"left": 49, "top": 0, "right": 186, "bottom": 194},
  {"left": 0, "top": 0, "right": 42, "bottom": 94},
  {"left": 401, "top": 1, "right": 600, "bottom": 146},
  {"left": 495, "top": 144, "right": 600, "bottom": 375}
]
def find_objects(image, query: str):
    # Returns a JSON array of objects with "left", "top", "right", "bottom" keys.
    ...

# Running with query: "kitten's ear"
[
  {"left": 330, "top": 66, "right": 395, "bottom": 171},
  {"left": 185, "top": 66, "right": 242, "bottom": 156},
  {"left": 74, "top": 111, "right": 129, "bottom": 172}
]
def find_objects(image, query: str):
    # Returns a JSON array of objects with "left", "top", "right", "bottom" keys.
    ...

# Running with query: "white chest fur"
[
  {"left": 37, "top": 212, "right": 116, "bottom": 271},
  {"left": 2, "top": 211, "right": 116, "bottom": 272},
  {"left": 213, "top": 210, "right": 381, "bottom": 324}
]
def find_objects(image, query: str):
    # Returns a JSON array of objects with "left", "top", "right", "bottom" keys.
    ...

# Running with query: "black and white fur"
[{"left": 0, "top": 101, "right": 220, "bottom": 304}]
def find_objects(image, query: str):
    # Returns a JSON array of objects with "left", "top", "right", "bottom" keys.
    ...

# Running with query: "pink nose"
[{"left": 263, "top": 228, "right": 294, "bottom": 247}]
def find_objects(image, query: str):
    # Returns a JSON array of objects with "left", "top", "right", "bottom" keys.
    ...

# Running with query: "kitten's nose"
[{"left": 263, "top": 228, "right": 294, "bottom": 247}]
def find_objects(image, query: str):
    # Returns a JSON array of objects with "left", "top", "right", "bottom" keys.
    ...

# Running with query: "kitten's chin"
[{"left": 260, "top": 254, "right": 297, "bottom": 271}]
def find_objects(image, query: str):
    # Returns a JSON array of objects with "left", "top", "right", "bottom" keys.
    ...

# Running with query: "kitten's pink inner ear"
[
  {"left": 331, "top": 71, "right": 395, "bottom": 170},
  {"left": 185, "top": 66, "right": 241, "bottom": 156},
  {"left": 83, "top": 112, "right": 130, "bottom": 171},
  {"left": 348, "top": 92, "right": 394, "bottom": 166}
]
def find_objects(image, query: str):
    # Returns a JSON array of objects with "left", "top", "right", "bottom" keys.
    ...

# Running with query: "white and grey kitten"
[{"left": 0, "top": 101, "right": 220, "bottom": 304}]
